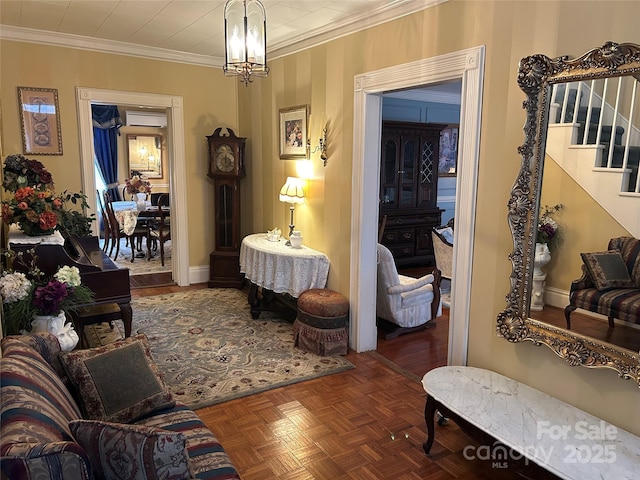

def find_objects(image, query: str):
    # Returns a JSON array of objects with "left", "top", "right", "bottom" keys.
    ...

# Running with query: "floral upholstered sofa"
[{"left": 0, "top": 332, "right": 239, "bottom": 480}]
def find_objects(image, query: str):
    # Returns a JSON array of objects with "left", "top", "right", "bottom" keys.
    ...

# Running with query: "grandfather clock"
[{"left": 207, "top": 127, "right": 246, "bottom": 288}]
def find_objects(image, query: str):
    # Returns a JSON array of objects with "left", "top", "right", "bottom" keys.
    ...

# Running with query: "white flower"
[
  {"left": 54, "top": 266, "right": 82, "bottom": 287},
  {"left": 0, "top": 272, "right": 32, "bottom": 303}
]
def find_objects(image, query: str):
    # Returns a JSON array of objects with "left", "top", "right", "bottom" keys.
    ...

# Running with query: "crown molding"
[
  {"left": 268, "top": 0, "right": 448, "bottom": 60},
  {"left": 0, "top": 0, "right": 447, "bottom": 68},
  {"left": 0, "top": 25, "right": 224, "bottom": 68}
]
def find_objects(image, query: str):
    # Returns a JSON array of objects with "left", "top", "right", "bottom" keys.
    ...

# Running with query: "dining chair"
[
  {"left": 96, "top": 190, "right": 112, "bottom": 254},
  {"left": 150, "top": 192, "right": 170, "bottom": 207},
  {"left": 103, "top": 191, "right": 148, "bottom": 262},
  {"left": 146, "top": 198, "right": 171, "bottom": 266}
]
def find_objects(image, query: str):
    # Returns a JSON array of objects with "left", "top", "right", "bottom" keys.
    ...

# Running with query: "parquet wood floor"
[{"left": 134, "top": 279, "right": 527, "bottom": 479}]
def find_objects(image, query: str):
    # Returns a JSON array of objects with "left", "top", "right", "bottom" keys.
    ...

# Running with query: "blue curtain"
[{"left": 92, "top": 105, "right": 122, "bottom": 202}]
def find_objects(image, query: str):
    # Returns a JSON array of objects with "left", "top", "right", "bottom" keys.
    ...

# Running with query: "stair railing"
[{"left": 550, "top": 76, "right": 640, "bottom": 193}]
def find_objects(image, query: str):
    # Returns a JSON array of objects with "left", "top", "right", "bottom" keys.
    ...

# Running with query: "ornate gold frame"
[{"left": 497, "top": 42, "right": 640, "bottom": 385}]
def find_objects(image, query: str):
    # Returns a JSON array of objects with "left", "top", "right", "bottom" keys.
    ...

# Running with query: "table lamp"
[{"left": 279, "top": 177, "right": 305, "bottom": 245}]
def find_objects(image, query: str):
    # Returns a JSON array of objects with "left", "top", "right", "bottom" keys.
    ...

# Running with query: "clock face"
[{"left": 215, "top": 144, "right": 235, "bottom": 172}]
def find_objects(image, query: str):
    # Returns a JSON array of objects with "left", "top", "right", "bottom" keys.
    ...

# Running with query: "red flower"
[
  {"left": 39, "top": 211, "right": 58, "bottom": 230},
  {"left": 18, "top": 202, "right": 28, "bottom": 210},
  {"left": 15, "top": 187, "right": 34, "bottom": 202}
]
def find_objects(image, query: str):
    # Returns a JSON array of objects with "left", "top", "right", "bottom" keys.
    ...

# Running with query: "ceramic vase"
[
  {"left": 31, "top": 312, "right": 79, "bottom": 352},
  {"left": 136, "top": 192, "right": 147, "bottom": 211},
  {"left": 289, "top": 231, "right": 303, "bottom": 248},
  {"left": 533, "top": 242, "right": 551, "bottom": 276}
]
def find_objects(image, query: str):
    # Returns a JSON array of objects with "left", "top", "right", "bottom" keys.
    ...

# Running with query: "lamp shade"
[
  {"left": 279, "top": 177, "right": 305, "bottom": 204},
  {"left": 223, "top": 0, "right": 269, "bottom": 85}
]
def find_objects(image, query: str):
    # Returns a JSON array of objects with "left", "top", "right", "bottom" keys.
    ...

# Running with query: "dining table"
[
  {"left": 110, "top": 203, "right": 171, "bottom": 261},
  {"left": 111, "top": 203, "right": 170, "bottom": 235}
]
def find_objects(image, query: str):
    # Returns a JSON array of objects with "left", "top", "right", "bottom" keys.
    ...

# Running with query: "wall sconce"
[
  {"left": 308, "top": 124, "right": 328, "bottom": 166},
  {"left": 223, "top": 0, "right": 269, "bottom": 86},
  {"left": 279, "top": 177, "right": 305, "bottom": 245}
]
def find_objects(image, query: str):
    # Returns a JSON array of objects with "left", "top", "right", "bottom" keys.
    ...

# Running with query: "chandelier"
[{"left": 223, "top": 0, "right": 269, "bottom": 86}]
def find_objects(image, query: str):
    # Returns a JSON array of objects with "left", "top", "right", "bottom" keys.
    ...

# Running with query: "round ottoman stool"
[{"left": 294, "top": 289, "right": 349, "bottom": 356}]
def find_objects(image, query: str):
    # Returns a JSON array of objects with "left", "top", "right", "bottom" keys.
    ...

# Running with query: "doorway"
[
  {"left": 350, "top": 46, "right": 486, "bottom": 363},
  {"left": 76, "top": 88, "right": 190, "bottom": 287}
]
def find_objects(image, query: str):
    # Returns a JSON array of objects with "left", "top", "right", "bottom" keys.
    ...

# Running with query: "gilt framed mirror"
[
  {"left": 127, "top": 134, "right": 163, "bottom": 179},
  {"left": 497, "top": 41, "right": 640, "bottom": 385}
]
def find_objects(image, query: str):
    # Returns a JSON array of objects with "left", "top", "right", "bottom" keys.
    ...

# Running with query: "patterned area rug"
[
  {"left": 85, "top": 289, "right": 354, "bottom": 409},
  {"left": 100, "top": 238, "right": 171, "bottom": 276}
]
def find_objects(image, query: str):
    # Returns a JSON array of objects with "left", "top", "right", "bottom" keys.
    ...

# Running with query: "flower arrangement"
[
  {"left": 0, "top": 249, "right": 93, "bottom": 335},
  {"left": 124, "top": 174, "right": 152, "bottom": 197},
  {"left": 1, "top": 185, "right": 64, "bottom": 236},
  {"left": 1, "top": 154, "right": 95, "bottom": 236},
  {"left": 2, "top": 153, "right": 54, "bottom": 192},
  {"left": 537, "top": 204, "right": 563, "bottom": 250}
]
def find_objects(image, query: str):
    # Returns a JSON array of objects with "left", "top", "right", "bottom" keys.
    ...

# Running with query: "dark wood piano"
[{"left": 8, "top": 233, "right": 132, "bottom": 339}]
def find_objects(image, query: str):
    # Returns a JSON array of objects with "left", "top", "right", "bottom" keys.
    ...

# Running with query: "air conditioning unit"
[{"left": 125, "top": 110, "right": 167, "bottom": 127}]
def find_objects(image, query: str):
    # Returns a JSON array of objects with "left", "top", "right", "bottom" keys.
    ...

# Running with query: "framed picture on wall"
[
  {"left": 438, "top": 125, "right": 458, "bottom": 176},
  {"left": 17, "top": 87, "right": 63, "bottom": 155},
  {"left": 279, "top": 105, "right": 309, "bottom": 159}
]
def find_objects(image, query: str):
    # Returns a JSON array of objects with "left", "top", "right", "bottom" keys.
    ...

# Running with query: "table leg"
[
  {"left": 423, "top": 394, "right": 437, "bottom": 455},
  {"left": 119, "top": 302, "right": 133, "bottom": 338},
  {"left": 247, "top": 282, "right": 262, "bottom": 319}
]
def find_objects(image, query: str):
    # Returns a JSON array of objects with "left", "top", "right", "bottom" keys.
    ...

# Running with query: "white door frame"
[
  {"left": 76, "top": 88, "right": 189, "bottom": 286},
  {"left": 350, "top": 45, "right": 485, "bottom": 364}
]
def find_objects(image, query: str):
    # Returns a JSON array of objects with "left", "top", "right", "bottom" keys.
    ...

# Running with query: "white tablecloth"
[
  {"left": 239, "top": 233, "right": 330, "bottom": 298},
  {"left": 114, "top": 209, "right": 141, "bottom": 235},
  {"left": 8, "top": 224, "right": 65, "bottom": 245}
]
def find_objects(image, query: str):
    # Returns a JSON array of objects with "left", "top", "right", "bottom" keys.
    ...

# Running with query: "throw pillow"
[
  {"left": 69, "top": 419, "right": 193, "bottom": 480},
  {"left": 435, "top": 226, "right": 454, "bottom": 245},
  {"left": 60, "top": 334, "right": 174, "bottom": 423},
  {"left": 581, "top": 250, "right": 635, "bottom": 291}
]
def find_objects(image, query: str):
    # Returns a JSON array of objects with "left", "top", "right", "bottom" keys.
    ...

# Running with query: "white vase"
[
  {"left": 533, "top": 242, "right": 551, "bottom": 276},
  {"left": 136, "top": 192, "right": 147, "bottom": 211},
  {"left": 289, "top": 231, "right": 303, "bottom": 248},
  {"left": 31, "top": 312, "right": 79, "bottom": 352}
]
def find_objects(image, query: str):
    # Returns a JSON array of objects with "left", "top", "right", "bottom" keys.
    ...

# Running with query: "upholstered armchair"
[
  {"left": 376, "top": 243, "right": 442, "bottom": 339},
  {"left": 431, "top": 225, "right": 453, "bottom": 282}
]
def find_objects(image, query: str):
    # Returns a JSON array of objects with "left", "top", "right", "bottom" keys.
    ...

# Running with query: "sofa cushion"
[
  {"left": 570, "top": 287, "right": 640, "bottom": 324},
  {"left": 608, "top": 236, "right": 640, "bottom": 288},
  {"left": 1, "top": 335, "right": 89, "bottom": 479},
  {"left": 69, "top": 419, "right": 193, "bottom": 480},
  {"left": 60, "top": 334, "right": 175, "bottom": 424},
  {"left": 581, "top": 250, "right": 636, "bottom": 291},
  {"left": 2, "top": 332, "right": 68, "bottom": 380},
  {"left": 134, "top": 403, "right": 240, "bottom": 479}
]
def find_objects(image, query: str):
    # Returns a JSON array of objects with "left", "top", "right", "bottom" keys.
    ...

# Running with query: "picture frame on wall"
[
  {"left": 18, "top": 87, "right": 63, "bottom": 155},
  {"left": 438, "top": 125, "right": 458, "bottom": 176},
  {"left": 279, "top": 105, "right": 309, "bottom": 159}
]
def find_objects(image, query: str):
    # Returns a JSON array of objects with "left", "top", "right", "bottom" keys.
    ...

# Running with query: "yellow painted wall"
[
  {"left": 1, "top": 0, "right": 638, "bottom": 436},
  {"left": 0, "top": 42, "right": 239, "bottom": 267},
  {"left": 239, "top": 0, "right": 640, "bottom": 435},
  {"left": 540, "top": 159, "right": 630, "bottom": 290}
]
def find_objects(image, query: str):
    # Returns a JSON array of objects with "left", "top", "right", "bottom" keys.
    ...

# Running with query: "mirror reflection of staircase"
[{"left": 546, "top": 78, "right": 640, "bottom": 237}]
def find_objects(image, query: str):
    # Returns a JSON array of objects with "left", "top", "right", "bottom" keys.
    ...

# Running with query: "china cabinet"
[{"left": 379, "top": 121, "right": 446, "bottom": 266}]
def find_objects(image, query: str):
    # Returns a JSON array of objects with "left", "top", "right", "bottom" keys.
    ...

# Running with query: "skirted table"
[{"left": 239, "top": 233, "right": 330, "bottom": 319}]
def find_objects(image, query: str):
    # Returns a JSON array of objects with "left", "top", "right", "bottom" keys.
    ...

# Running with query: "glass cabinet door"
[
  {"left": 417, "top": 137, "right": 437, "bottom": 208},
  {"left": 380, "top": 137, "right": 398, "bottom": 207},
  {"left": 399, "top": 136, "right": 417, "bottom": 208}
]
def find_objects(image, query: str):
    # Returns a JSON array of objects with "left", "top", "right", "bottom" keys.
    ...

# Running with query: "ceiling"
[{"left": 0, "top": 0, "right": 443, "bottom": 66}]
